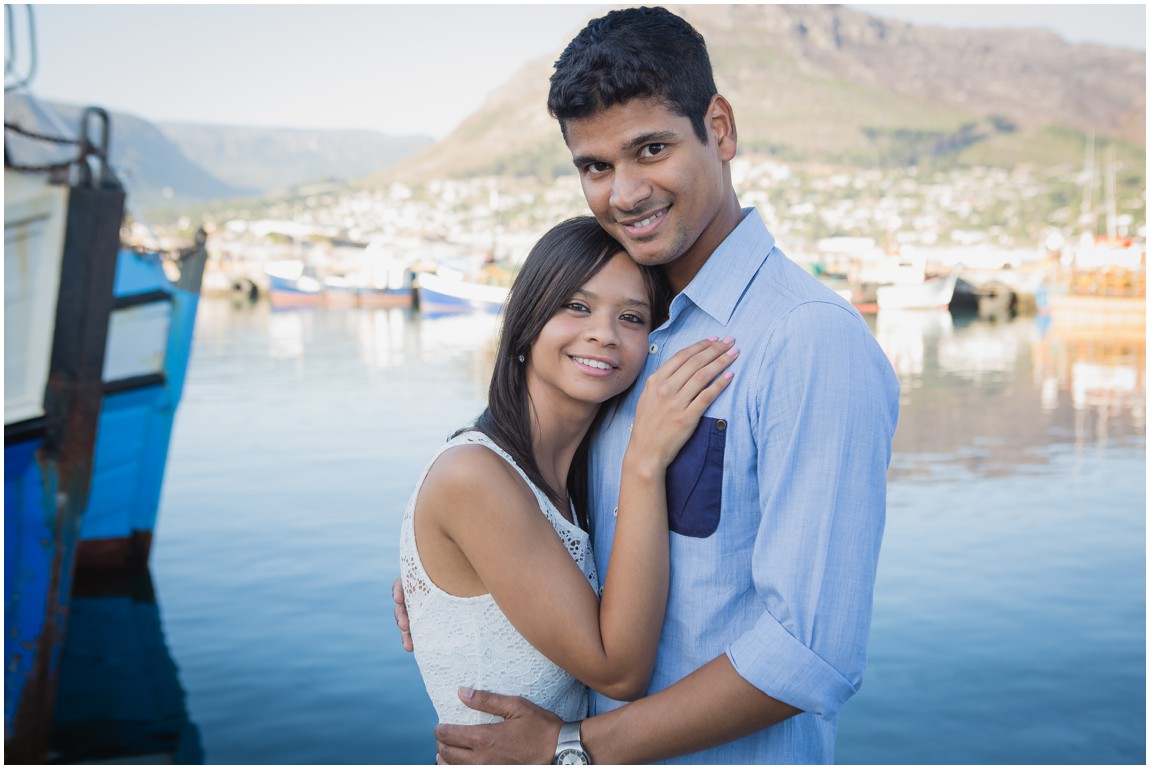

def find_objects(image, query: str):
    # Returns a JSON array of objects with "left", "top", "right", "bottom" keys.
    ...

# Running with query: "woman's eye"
[
  {"left": 621, "top": 312, "right": 646, "bottom": 324},
  {"left": 564, "top": 301, "right": 589, "bottom": 313}
]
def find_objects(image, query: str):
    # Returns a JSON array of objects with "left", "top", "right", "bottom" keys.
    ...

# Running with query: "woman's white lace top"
[{"left": 399, "top": 431, "right": 597, "bottom": 724}]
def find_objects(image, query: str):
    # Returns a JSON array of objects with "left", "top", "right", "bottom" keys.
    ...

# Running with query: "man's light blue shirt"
[{"left": 587, "top": 208, "right": 899, "bottom": 764}]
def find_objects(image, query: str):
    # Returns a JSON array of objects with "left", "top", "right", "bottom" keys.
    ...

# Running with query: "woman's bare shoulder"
[{"left": 419, "top": 442, "right": 530, "bottom": 515}]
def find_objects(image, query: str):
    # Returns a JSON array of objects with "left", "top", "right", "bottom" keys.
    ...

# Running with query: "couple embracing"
[{"left": 394, "top": 7, "right": 899, "bottom": 764}]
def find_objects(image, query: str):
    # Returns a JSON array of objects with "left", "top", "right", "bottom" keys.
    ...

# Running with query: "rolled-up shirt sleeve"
[{"left": 727, "top": 300, "right": 899, "bottom": 717}]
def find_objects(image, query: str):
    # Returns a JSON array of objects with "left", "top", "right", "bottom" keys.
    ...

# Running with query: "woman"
[{"left": 398, "top": 217, "right": 737, "bottom": 726}]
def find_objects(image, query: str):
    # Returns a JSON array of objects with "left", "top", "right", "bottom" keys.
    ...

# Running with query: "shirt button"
[
  {"left": 612, "top": 507, "right": 619, "bottom": 518},
  {"left": 717, "top": 419, "right": 727, "bottom": 431},
  {"left": 649, "top": 343, "right": 659, "bottom": 354}
]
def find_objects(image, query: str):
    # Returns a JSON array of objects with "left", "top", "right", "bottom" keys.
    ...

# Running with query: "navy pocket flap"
[{"left": 665, "top": 416, "right": 726, "bottom": 538}]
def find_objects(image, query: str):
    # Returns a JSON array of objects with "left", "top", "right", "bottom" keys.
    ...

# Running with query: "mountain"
[
  {"left": 48, "top": 102, "right": 258, "bottom": 213},
  {"left": 46, "top": 103, "right": 433, "bottom": 213},
  {"left": 375, "top": 3, "right": 1145, "bottom": 184},
  {"left": 153, "top": 123, "right": 432, "bottom": 195}
]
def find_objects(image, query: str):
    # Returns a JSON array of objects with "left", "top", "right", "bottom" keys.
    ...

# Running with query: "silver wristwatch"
[{"left": 553, "top": 720, "right": 591, "bottom": 764}]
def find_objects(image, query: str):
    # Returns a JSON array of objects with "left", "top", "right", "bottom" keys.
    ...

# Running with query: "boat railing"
[{"left": 4, "top": 4, "right": 37, "bottom": 91}]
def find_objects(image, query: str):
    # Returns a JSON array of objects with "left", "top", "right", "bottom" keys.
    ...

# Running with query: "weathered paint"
[
  {"left": 75, "top": 240, "right": 208, "bottom": 571},
  {"left": 4, "top": 184, "right": 125, "bottom": 763}
]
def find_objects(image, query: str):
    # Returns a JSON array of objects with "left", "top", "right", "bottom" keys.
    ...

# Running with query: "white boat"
[
  {"left": 876, "top": 269, "right": 960, "bottom": 310},
  {"left": 265, "top": 260, "right": 322, "bottom": 306},
  {"left": 415, "top": 270, "right": 510, "bottom": 314},
  {"left": 351, "top": 237, "right": 414, "bottom": 307}
]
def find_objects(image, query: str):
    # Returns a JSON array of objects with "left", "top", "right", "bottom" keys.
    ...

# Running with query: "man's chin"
[
  {"left": 622, "top": 240, "right": 680, "bottom": 268},
  {"left": 625, "top": 249, "right": 671, "bottom": 270}
]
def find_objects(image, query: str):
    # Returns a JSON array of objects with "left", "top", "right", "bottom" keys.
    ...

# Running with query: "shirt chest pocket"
[{"left": 665, "top": 416, "right": 727, "bottom": 538}]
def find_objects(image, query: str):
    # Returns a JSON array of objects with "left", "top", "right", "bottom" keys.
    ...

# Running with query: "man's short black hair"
[{"left": 547, "top": 6, "right": 717, "bottom": 144}]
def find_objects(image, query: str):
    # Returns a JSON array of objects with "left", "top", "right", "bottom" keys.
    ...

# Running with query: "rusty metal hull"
[
  {"left": 75, "top": 242, "right": 208, "bottom": 573},
  {"left": 4, "top": 184, "right": 125, "bottom": 763}
]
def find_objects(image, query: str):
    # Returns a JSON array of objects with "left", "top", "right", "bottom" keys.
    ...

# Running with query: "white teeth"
[
  {"left": 573, "top": 356, "right": 612, "bottom": 370},
  {"left": 632, "top": 212, "right": 660, "bottom": 228}
]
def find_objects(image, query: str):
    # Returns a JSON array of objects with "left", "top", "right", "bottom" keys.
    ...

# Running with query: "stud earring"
[{"left": 517, "top": 354, "right": 525, "bottom": 363}]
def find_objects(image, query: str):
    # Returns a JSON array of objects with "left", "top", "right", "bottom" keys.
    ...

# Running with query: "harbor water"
[{"left": 57, "top": 296, "right": 1145, "bottom": 764}]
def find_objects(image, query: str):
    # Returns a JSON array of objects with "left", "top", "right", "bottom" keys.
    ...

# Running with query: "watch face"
[{"left": 555, "top": 748, "right": 590, "bottom": 765}]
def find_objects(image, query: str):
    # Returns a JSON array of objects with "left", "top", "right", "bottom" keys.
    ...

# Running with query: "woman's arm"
[
  {"left": 419, "top": 337, "right": 737, "bottom": 701},
  {"left": 592, "top": 336, "right": 738, "bottom": 698}
]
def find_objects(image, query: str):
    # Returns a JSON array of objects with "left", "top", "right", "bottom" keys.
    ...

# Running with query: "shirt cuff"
[{"left": 726, "top": 613, "right": 858, "bottom": 718}]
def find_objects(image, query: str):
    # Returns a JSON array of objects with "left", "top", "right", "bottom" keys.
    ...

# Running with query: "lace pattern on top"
[{"left": 399, "top": 431, "right": 597, "bottom": 725}]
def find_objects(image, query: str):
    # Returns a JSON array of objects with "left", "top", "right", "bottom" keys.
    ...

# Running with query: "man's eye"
[
  {"left": 584, "top": 162, "right": 610, "bottom": 175},
  {"left": 641, "top": 143, "right": 666, "bottom": 158}
]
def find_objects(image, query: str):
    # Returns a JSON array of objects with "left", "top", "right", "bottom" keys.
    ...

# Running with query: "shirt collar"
[{"left": 670, "top": 207, "right": 775, "bottom": 327}]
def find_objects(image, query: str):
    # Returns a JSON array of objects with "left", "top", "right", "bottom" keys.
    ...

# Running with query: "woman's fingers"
[
  {"left": 646, "top": 337, "right": 738, "bottom": 407},
  {"left": 630, "top": 337, "right": 738, "bottom": 467}
]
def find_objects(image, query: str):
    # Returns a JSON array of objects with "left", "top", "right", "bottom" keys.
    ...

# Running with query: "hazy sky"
[{"left": 14, "top": 3, "right": 1147, "bottom": 139}]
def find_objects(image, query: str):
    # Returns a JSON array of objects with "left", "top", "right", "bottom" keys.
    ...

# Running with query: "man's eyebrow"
[
  {"left": 571, "top": 130, "right": 681, "bottom": 168},
  {"left": 623, "top": 130, "right": 678, "bottom": 152},
  {"left": 571, "top": 152, "right": 599, "bottom": 168}
]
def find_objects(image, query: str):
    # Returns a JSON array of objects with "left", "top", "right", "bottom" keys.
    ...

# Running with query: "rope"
[
  {"left": 5, "top": 159, "right": 78, "bottom": 173},
  {"left": 4, "top": 120, "right": 80, "bottom": 145},
  {"left": 4, "top": 119, "right": 83, "bottom": 173}
]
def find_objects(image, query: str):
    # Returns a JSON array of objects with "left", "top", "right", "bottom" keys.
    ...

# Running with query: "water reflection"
[
  {"left": 50, "top": 570, "right": 203, "bottom": 764},
  {"left": 872, "top": 308, "right": 955, "bottom": 382},
  {"left": 107, "top": 298, "right": 1143, "bottom": 764},
  {"left": 870, "top": 306, "right": 1145, "bottom": 480},
  {"left": 1034, "top": 315, "right": 1146, "bottom": 442}
]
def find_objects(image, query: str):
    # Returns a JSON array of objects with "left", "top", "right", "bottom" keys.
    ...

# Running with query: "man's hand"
[
  {"left": 392, "top": 577, "right": 413, "bottom": 652},
  {"left": 435, "top": 687, "right": 562, "bottom": 764}
]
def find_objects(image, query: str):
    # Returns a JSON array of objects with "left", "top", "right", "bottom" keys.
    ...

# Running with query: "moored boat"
[
  {"left": 5, "top": 9, "right": 206, "bottom": 758},
  {"left": 415, "top": 270, "right": 510, "bottom": 314},
  {"left": 5, "top": 86, "right": 124, "bottom": 763},
  {"left": 352, "top": 237, "right": 414, "bottom": 307},
  {"left": 321, "top": 274, "right": 360, "bottom": 307},
  {"left": 75, "top": 237, "right": 208, "bottom": 572},
  {"left": 876, "top": 269, "right": 961, "bottom": 311},
  {"left": 266, "top": 260, "right": 323, "bottom": 307}
]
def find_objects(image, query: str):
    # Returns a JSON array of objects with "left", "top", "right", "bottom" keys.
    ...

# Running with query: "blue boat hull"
[
  {"left": 4, "top": 183, "right": 125, "bottom": 762},
  {"left": 76, "top": 247, "right": 206, "bottom": 571},
  {"left": 415, "top": 272, "right": 509, "bottom": 315}
]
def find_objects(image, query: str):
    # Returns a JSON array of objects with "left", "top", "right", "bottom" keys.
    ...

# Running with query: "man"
[{"left": 394, "top": 6, "right": 899, "bottom": 763}]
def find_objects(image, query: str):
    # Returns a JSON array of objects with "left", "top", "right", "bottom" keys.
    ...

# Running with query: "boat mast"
[
  {"left": 1105, "top": 144, "right": 1118, "bottom": 241},
  {"left": 1079, "top": 132, "right": 1097, "bottom": 240}
]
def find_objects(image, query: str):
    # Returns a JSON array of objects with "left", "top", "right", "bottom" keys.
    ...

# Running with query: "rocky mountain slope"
[{"left": 376, "top": 3, "right": 1145, "bottom": 183}]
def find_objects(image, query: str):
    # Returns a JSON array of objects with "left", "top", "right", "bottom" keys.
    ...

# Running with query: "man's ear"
[{"left": 709, "top": 94, "right": 737, "bottom": 162}]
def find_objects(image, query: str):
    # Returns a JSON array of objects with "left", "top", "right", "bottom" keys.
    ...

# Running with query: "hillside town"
[{"left": 138, "top": 150, "right": 1145, "bottom": 315}]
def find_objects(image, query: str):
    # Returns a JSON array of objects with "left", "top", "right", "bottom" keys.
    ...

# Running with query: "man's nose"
[{"left": 609, "top": 167, "right": 652, "bottom": 212}]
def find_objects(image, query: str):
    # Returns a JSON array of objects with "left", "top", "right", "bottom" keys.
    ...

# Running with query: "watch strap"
[
  {"left": 558, "top": 721, "right": 582, "bottom": 746},
  {"left": 554, "top": 719, "right": 590, "bottom": 764}
]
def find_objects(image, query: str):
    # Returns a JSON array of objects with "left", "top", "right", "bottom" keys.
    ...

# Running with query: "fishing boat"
[
  {"left": 5, "top": 7, "right": 206, "bottom": 758},
  {"left": 872, "top": 252, "right": 961, "bottom": 311},
  {"left": 876, "top": 269, "right": 961, "bottom": 310},
  {"left": 415, "top": 270, "right": 510, "bottom": 314},
  {"left": 352, "top": 236, "right": 414, "bottom": 308},
  {"left": 75, "top": 238, "right": 208, "bottom": 571},
  {"left": 266, "top": 260, "right": 323, "bottom": 307},
  {"left": 321, "top": 274, "right": 360, "bottom": 307},
  {"left": 5, "top": 92, "right": 124, "bottom": 765}
]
